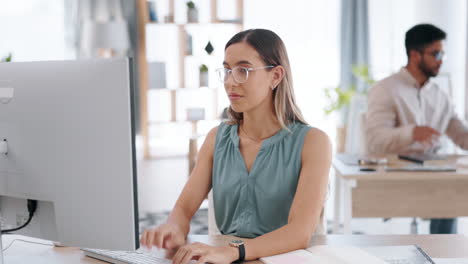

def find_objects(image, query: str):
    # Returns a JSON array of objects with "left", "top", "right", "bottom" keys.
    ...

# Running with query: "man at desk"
[{"left": 366, "top": 24, "right": 468, "bottom": 234}]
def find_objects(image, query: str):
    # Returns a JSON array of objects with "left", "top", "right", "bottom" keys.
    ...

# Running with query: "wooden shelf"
[{"left": 137, "top": 0, "right": 243, "bottom": 160}]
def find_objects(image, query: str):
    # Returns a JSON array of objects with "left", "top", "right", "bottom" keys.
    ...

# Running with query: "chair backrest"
[
  {"left": 313, "top": 206, "right": 327, "bottom": 235},
  {"left": 207, "top": 191, "right": 221, "bottom": 235},
  {"left": 359, "top": 111, "right": 368, "bottom": 155},
  {"left": 345, "top": 94, "right": 368, "bottom": 155}
]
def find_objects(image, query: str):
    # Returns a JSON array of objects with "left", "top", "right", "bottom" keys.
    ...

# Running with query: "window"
[{"left": 0, "top": 0, "right": 73, "bottom": 61}]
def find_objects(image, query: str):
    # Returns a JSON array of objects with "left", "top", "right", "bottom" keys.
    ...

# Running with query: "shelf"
[{"left": 138, "top": 0, "right": 243, "bottom": 160}]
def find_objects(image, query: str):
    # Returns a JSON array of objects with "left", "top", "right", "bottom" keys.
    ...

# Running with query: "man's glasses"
[
  {"left": 420, "top": 50, "right": 446, "bottom": 61},
  {"left": 216, "top": 65, "right": 275, "bottom": 84}
]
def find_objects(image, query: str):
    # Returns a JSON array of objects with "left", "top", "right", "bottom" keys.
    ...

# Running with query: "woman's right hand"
[{"left": 140, "top": 223, "right": 186, "bottom": 250}]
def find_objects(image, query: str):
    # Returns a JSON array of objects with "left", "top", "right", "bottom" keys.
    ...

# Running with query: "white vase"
[
  {"left": 187, "top": 8, "right": 198, "bottom": 23},
  {"left": 199, "top": 71, "right": 208, "bottom": 87}
]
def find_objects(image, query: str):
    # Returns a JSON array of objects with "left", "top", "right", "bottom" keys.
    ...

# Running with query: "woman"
[{"left": 141, "top": 29, "right": 331, "bottom": 264}]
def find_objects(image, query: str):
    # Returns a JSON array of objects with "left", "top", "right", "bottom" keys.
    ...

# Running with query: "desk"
[
  {"left": 333, "top": 155, "right": 468, "bottom": 233},
  {"left": 3, "top": 234, "right": 468, "bottom": 263}
]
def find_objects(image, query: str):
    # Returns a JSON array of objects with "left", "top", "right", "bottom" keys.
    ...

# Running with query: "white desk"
[
  {"left": 333, "top": 155, "right": 468, "bottom": 233},
  {"left": 3, "top": 234, "right": 468, "bottom": 263}
]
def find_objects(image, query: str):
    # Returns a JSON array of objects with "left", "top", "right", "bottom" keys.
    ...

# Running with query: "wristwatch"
[{"left": 229, "top": 239, "right": 245, "bottom": 263}]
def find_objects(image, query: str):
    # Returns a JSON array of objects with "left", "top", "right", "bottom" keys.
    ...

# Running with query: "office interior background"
[{"left": 1, "top": 0, "right": 468, "bottom": 235}]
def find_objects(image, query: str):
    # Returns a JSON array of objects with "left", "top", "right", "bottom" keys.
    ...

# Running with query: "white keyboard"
[
  {"left": 385, "top": 259, "right": 432, "bottom": 264},
  {"left": 385, "top": 259, "right": 413, "bottom": 264},
  {"left": 82, "top": 248, "right": 172, "bottom": 264}
]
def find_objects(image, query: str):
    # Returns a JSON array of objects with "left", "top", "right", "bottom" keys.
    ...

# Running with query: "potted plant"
[
  {"left": 324, "top": 65, "right": 374, "bottom": 116},
  {"left": 1, "top": 53, "right": 12, "bottom": 62},
  {"left": 186, "top": 1, "right": 198, "bottom": 23},
  {"left": 199, "top": 64, "right": 209, "bottom": 87}
]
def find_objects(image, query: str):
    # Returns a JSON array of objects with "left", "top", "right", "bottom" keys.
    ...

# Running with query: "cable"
[
  {"left": 1, "top": 215, "right": 33, "bottom": 234},
  {"left": 2, "top": 238, "right": 53, "bottom": 252},
  {"left": 1, "top": 199, "right": 38, "bottom": 234}
]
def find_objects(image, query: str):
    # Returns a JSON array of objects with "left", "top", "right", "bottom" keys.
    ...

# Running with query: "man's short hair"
[{"left": 405, "top": 24, "right": 446, "bottom": 57}]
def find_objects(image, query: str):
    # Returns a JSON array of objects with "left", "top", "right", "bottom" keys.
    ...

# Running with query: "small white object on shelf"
[
  {"left": 148, "top": 61, "right": 167, "bottom": 89},
  {"left": 199, "top": 64, "right": 209, "bottom": 87},
  {"left": 199, "top": 71, "right": 208, "bottom": 87},
  {"left": 186, "top": 1, "right": 198, "bottom": 23},
  {"left": 187, "top": 108, "right": 205, "bottom": 121}
]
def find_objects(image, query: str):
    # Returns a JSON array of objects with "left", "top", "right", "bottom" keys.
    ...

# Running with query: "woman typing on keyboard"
[{"left": 140, "top": 29, "right": 331, "bottom": 264}]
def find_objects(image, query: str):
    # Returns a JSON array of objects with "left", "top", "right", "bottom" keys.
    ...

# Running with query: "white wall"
[{"left": 244, "top": 0, "right": 341, "bottom": 135}]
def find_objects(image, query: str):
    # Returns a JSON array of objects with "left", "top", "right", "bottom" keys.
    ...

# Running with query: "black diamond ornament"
[{"left": 204, "top": 41, "right": 214, "bottom": 55}]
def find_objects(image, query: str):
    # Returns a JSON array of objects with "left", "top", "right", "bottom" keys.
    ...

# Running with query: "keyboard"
[
  {"left": 81, "top": 248, "right": 172, "bottom": 264},
  {"left": 385, "top": 258, "right": 432, "bottom": 264},
  {"left": 385, "top": 259, "right": 414, "bottom": 264},
  {"left": 364, "top": 245, "right": 434, "bottom": 264}
]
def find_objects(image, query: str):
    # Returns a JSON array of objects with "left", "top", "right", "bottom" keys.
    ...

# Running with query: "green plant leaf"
[
  {"left": 351, "top": 64, "right": 375, "bottom": 87},
  {"left": 187, "top": 1, "right": 195, "bottom": 9},
  {"left": 323, "top": 64, "right": 375, "bottom": 116},
  {"left": 199, "top": 64, "right": 208, "bottom": 72},
  {"left": 323, "top": 85, "right": 357, "bottom": 116},
  {"left": 1, "top": 53, "right": 12, "bottom": 62}
]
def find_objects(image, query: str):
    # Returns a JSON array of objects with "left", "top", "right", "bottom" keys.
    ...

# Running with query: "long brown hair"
[{"left": 225, "top": 29, "right": 308, "bottom": 129}]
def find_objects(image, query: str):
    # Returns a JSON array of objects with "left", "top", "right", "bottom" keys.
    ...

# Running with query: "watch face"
[{"left": 230, "top": 239, "right": 244, "bottom": 247}]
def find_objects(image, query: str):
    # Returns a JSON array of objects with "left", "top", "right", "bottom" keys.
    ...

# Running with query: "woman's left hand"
[{"left": 171, "top": 242, "right": 238, "bottom": 264}]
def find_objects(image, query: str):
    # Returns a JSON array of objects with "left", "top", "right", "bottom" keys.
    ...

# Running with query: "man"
[{"left": 366, "top": 24, "right": 468, "bottom": 234}]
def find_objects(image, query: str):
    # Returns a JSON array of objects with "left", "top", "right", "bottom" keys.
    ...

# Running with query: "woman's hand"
[
  {"left": 172, "top": 242, "right": 238, "bottom": 264},
  {"left": 140, "top": 223, "right": 186, "bottom": 250}
]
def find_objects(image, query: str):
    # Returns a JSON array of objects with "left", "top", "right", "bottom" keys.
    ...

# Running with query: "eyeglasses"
[
  {"left": 420, "top": 50, "right": 446, "bottom": 61},
  {"left": 215, "top": 65, "right": 275, "bottom": 83}
]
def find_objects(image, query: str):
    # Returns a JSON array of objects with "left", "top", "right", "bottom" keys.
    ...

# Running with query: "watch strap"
[{"left": 233, "top": 243, "right": 245, "bottom": 263}]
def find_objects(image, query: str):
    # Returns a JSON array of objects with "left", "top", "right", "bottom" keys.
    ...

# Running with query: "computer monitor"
[{"left": 0, "top": 59, "right": 139, "bottom": 255}]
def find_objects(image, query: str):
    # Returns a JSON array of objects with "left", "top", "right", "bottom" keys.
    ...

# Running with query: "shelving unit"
[{"left": 136, "top": 0, "right": 244, "bottom": 159}]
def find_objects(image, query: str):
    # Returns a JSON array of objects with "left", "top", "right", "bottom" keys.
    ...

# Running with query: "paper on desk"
[
  {"left": 457, "top": 156, "right": 468, "bottom": 168},
  {"left": 308, "top": 246, "right": 388, "bottom": 263},
  {"left": 5, "top": 256, "right": 51, "bottom": 264},
  {"left": 260, "top": 246, "right": 387, "bottom": 264},
  {"left": 433, "top": 258, "right": 468, "bottom": 264}
]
